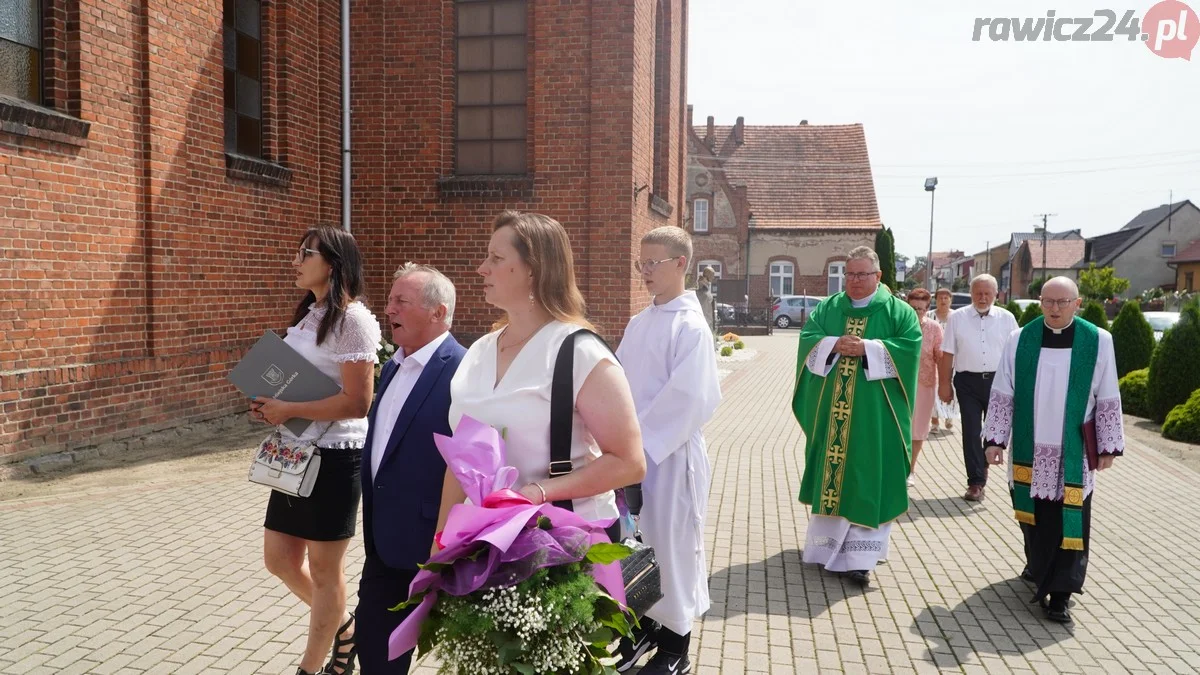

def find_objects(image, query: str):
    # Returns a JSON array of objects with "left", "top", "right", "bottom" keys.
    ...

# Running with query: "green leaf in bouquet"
[
  {"left": 583, "top": 626, "right": 613, "bottom": 645},
  {"left": 511, "top": 663, "right": 536, "bottom": 675},
  {"left": 599, "top": 611, "right": 632, "bottom": 639},
  {"left": 389, "top": 590, "right": 427, "bottom": 612},
  {"left": 585, "top": 542, "right": 632, "bottom": 565},
  {"left": 497, "top": 638, "right": 525, "bottom": 665},
  {"left": 536, "top": 515, "right": 552, "bottom": 530}
]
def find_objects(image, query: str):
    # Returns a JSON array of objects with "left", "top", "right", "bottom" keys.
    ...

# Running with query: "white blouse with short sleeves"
[
  {"left": 279, "top": 300, "right": 382, "bottom": 448},
  {"left": 448, "top": 321, "right": 621, "bottom": 522}
]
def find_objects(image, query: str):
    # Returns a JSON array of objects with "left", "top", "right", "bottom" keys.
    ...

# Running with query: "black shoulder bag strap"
[{"left": 548, "top": 328, "right": 616, "bottom": 511}]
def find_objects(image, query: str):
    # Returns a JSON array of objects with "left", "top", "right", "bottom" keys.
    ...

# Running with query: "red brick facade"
[
  {"left": 2, "top": 0, "right": 685, "bottom": 463},
  {"left": 350, "top": 0, "right": 686, "bottom": 341}
]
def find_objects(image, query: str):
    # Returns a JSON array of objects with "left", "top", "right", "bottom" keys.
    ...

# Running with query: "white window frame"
[
  {"left": 693, "top": 199, "right": 709, "bottom": 233},
  {"left": 827, "top": 262, "right": 845, "bottom": 295},
  {"left": 1162, "top": 241, "right": 1177, "bottom": 257},
  {"left": 770, "top": 261, "right": 794, "bottom": 296}
]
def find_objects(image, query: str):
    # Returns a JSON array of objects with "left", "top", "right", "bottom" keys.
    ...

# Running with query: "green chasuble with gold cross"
[{"left": 791, "top": 286, "right": 922, "bottom": 529}]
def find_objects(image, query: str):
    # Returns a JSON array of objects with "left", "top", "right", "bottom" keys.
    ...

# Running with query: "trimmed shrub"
[
  {"left": 1110, "top": 301, "right": 1156, "bottom": 378},
  {"left": 720, "top": 346, "right": 733, "bottom": 357},
  {"left": 1004, "top": 300, "right": 1022, "bottom": 318},
  {"left": 1080, "top": 301, "right": 1108, "bottom": 331},
  {"left": 734, "top": 340, "right": 745, "bottom": 350},
  {"left": 1018, "top": 302, "right": 1042, "bottom": 327},
  {"left": 1163, "top": 388, "right": 1200, "bottom": 444},
  {"left": 1118, "top": 368, "right": 1150, "bottom": 418},
  {"left": 1148, "top": 301, "right": 1200, "bottom": 423}
]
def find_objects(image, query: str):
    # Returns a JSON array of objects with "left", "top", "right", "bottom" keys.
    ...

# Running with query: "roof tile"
[{"left": 694, "top": 123, "right": 881, "bottom": 230}]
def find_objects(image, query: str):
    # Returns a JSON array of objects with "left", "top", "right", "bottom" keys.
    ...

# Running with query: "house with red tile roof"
[
  {"left": 1011, "top": 238, "right": 1086, "bottom": 298},
  {"left": 1168, "top": 238, "right": 1200, "bottom": 292},
  {"left": 685, "top": 110, "right": 881, "bottom": 306}
]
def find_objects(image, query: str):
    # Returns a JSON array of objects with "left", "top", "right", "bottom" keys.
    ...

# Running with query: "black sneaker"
[
  {"left": 614, "top": 622, "right": 658, "bottom": 672},
  {"left": 638, "top": 651, "right": 691, "bottom": 675}
]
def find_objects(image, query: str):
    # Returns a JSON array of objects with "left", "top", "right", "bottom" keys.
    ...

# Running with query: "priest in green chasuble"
[
  {"left": 983, "top": 277, "right": 1124, "bottom": 624},
  {"left": 791, "top": 246, "right": 922, "bottom": 587}
]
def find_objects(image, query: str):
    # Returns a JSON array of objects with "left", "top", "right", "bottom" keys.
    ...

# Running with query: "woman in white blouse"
[
  {"left": 437, "top": 211, "right": 645, "bottom": 532},
  {"left": 250, "top": 226, "right": 380, "bottom": 675}
]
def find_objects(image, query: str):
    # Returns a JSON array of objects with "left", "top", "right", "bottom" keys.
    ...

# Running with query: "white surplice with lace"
[{"left": 982, "top": 325, "right": 1125, "bottom": 500}]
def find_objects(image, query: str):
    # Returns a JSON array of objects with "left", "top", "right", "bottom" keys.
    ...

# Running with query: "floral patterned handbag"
[{"left": 248, "top": 424, "right": 329, "bottom": 498}]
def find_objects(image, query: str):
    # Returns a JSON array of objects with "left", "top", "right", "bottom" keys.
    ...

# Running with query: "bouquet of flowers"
[{"left": 388, "top": 416, "right": 636, "bottom": 674}]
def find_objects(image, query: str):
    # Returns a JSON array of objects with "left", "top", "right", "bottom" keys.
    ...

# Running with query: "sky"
[{"left": 686, "top": 0, "right": 1198, "bottom": 262}]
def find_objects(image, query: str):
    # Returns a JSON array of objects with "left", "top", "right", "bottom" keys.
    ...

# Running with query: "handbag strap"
[{"left": 548, "top": 328, "right": 615, "bottom": 511}]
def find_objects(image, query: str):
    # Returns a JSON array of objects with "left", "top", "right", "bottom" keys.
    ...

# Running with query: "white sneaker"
[{"left": 907, "top": 475, "right": 916, "bottom": 487}]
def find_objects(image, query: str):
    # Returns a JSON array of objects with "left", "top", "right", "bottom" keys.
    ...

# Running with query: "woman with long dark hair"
[{"left": 250, "top": 225, "right": 380, "bottom": 675}]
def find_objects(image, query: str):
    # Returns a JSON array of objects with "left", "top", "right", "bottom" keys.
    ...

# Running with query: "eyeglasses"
[
  {"left": 845, "top": 271, "right": 878, "bottom": 281},
  {"left": 1040, "top": 298, "right": 1077, "bottom": 308},
  {"left": 633, "top": 256, "right": 683, "bottom": 274},
  {"left": 295, "top": 247, "right": 321, "bottom": 262}
]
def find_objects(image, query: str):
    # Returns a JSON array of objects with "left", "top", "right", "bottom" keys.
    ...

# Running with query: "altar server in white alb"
[{"left": 613, "top": 226, "right": 721, "bottom": 675}]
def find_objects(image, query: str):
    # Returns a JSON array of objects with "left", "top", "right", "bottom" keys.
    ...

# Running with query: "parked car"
[
  {"left": 1143, "top": 311, "right": 1180, "bottom": 341},
  {"left": 715, "top": 302, "right": 735, "bottom": 322},
  {"left": 950, "top": 292, "right": 972, "bottom": 309},
  {"left": 1013, "top": 298, "right": 1039, "bottom": 312},
  {"left": 771, "top": 295, "right": 824, "bottom": 329}
]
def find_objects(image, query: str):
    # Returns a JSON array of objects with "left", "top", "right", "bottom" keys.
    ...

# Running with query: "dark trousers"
[
  {"left": 1020, "top": 495, "right": 1092, "bottom": 598},
  {"left": 356, "top": 554, "right": 419, "bottom": 675},
  {"left": 954, "top": 371, "right": 995, "bottom": 487}
]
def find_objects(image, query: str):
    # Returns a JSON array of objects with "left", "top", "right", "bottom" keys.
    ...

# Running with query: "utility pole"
[
  {"left": 985, "top": 240, "right": 990, "bottom": 274},
  {"left": 1035, "top": 213, "right": 1057, "bottom": 287}
]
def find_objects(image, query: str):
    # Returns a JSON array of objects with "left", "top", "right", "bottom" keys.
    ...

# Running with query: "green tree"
[
  {"left": 1078, "top": 264, "right": 1131, "bottom": 302},
  {"left": 1018, "top": 302, "right": 1043, "bottom": 327},
  {"left": 1028, "top": 275, "right": 1048, "bottom": 297},
  {"left": 1079, "top": 301, "right": 1108, "bottom": 331},
  {"left": 875, "top": 227, "right": 896, "bottom": 289},
  {"left": 1004, "top": 300, "right": 1022, "bottom": 317},
  {"left": 1110, "top": 301, "right": 1155, "bottom": 377},
  {"left": 1148, "top": 300, "right": 1200, "bottom": 423}
]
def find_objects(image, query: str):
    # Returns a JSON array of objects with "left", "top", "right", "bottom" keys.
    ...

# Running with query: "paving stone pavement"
[{"left": 2, "top": 333, "right": 1199, "bottom": 674}]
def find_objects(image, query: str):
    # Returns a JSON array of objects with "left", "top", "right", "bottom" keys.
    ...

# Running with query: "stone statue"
[{"left": 695, "top": 266, "right": 717, "bottom": 334}]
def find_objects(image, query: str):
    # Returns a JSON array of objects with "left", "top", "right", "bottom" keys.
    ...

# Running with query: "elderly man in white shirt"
[{"left": 937, "top": 274, "right": 1018, "bottom": 502}]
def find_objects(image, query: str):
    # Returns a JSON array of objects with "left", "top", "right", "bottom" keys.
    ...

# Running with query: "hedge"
[
  {"left": 1080, "top": 301, "right": 1108, "bottom": 331},
  {"left": 1018, "top": 302, "right": 1043, "bottom": 327},
  {"left": 1163, "top": 388, "right": 1200, "bottom": 444},
  {"left": 1148, "top": 301, "right": 1200, "bottom": 423},
  {"left": 1118, "top": 368, "right": 1150, "bottom": 418},
  {"left": 1110, "top": 301, "right": 1156, "bottom": 378}
]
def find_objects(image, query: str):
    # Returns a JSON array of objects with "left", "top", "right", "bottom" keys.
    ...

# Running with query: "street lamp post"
[{"left": 924, "top": 177, "right": 938, "bottom": 291}]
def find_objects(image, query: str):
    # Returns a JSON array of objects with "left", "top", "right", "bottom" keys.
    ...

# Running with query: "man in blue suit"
[{"left": 353, "top": 263, "right": 466, "bottom": 674}]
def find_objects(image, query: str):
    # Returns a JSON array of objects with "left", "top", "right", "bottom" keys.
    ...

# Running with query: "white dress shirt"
[
  {"left": 940, "top": 304, "right": 1018, "bottom": 373},
  {"left": 369, "top": 331, "right": 451, "bottom": 478}
]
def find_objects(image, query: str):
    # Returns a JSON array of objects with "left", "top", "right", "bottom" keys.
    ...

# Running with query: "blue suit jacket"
[{"left": 361, "top": 334, "right": 466, "bottom": 570}]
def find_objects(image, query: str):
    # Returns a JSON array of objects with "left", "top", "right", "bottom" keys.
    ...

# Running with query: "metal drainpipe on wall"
[{"left": 341, "top": 0, "right": 352, "bottom": 232}]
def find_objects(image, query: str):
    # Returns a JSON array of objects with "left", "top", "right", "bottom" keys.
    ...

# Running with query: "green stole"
[{"left": 1011, "top": 317, "right": 1098, "bottom": 551}]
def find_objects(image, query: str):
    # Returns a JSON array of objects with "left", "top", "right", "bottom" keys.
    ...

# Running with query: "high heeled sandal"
[{"left": 323, "top": 613, "right": 358, "bottom": 675}]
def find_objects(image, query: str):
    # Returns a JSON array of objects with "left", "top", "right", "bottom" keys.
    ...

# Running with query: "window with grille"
[
  {"left": 1, "top": 0, "right": 42, "bottom": 103},
  {"left": 224, "top": 0, "right": 263, "bottom": 157},
  {"left": 455, "top": 0, "right": 528, "bottom": 175}
]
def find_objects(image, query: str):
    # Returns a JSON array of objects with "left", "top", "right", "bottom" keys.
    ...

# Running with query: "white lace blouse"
[{"left": 279, "top": 300, "right": 382, "bottom": 449}]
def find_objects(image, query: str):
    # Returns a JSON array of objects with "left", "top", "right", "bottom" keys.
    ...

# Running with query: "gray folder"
[{"left": 228, "top": 331, "right": 342, "bottom": 437}]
